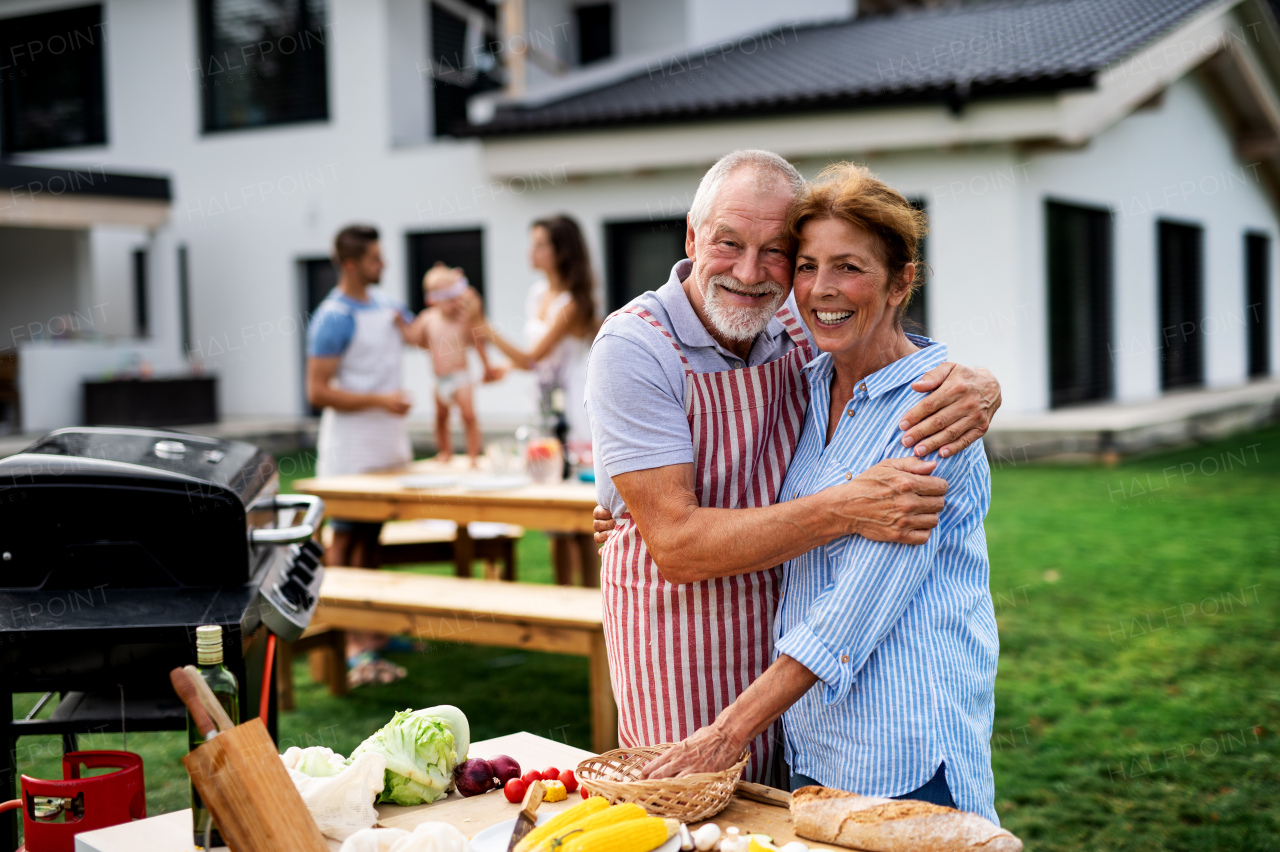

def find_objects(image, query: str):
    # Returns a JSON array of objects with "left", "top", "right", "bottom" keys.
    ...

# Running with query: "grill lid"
[{"left": 5, "top": 427, "right": 274, "bottom": 502}]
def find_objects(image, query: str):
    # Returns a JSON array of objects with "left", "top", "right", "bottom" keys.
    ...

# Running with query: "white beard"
[{"left": 701, "top": 273, "right": 786, "bottom": 342}]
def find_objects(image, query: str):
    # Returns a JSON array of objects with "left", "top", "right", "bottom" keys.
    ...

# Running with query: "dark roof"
[
  {"left": 0, "top": 163, "right": 170, "bottom": 201},
  {"left": 473, "top": 0, "right": 1219, "bottom": 136}
]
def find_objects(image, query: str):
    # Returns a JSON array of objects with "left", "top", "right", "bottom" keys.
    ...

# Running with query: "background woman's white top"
[{"left": 523, "top": 277, "right": 590, "bottom": 446}]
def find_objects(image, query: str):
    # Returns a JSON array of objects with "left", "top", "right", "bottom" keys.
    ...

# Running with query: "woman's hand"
[
  {"left": 901, "top": 364, "right": 1001, "bottom": 458},
  {"left": 639, "top": 724, "right": 745, "bottom": 780},
  {"left": 460, "top": 288, "right": 484, "bottom": 323}
]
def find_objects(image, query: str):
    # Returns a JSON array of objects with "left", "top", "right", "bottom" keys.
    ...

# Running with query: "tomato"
[
  {"left": 540, "top": 767, "right": 560, "bottom": 781},
  {"left": 580, "top": 786, "right": 590, "bottom": 799},
  {"left": 558, "top": 769, "right": 578, "bottom": 793},
  {"left": 503, "top": 777, "right": 527, "bottom": 804},
  {"left": 521, "top": 770, "right": 542, "bottom": 786}
]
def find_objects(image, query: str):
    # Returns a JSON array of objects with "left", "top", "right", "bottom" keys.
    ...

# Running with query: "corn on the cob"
[
  {"left": 514, "top": 796, "right": 610, "bottom": 852},
  {"left": 553, "top": 816, "right": 678, "bottom": 852},
  {"left": 531, "top": 804, "right": 648, "bottom": 852}
]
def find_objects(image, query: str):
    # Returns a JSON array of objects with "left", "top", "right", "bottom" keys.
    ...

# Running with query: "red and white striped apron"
[{"left": 600, "top": 304, "right": 813, "bottom": 785}]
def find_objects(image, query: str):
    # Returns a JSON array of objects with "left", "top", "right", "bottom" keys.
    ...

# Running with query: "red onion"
[
  {"left": 490, "top": 754, "right": 521, "bottom": 786},
  {"left": 454, "top": 758, "right": 497, "bottom": 797}
]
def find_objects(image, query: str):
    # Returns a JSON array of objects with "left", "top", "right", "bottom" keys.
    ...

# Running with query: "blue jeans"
[{"left": 789, "top": 762, "right": 957, "bottom": 809}]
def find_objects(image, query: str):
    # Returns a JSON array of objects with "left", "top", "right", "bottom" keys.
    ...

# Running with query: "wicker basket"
[{"left": 575, "top": 744, "right": 750, "bottom": 823}]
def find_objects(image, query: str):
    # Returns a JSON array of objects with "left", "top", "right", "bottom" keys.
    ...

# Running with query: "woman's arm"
[
  {"left": 475, "top": 301, "right": 576, "bottom": 370},
  {"left": 642, "top": 655, "right": 818, "bottom": 779}
]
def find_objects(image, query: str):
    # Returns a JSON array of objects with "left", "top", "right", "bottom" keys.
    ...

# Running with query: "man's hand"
[
  {"left": 900, "top": 364, "right": 1001, "bottom": 458},
  {"left": 640, "top": 724, "right": 744, "bottom": 780},
  {"left": 379, "top": 391, "right": 412, "bottom": 416},
  {"left": 835, "top": 457, "right": 947, "bottom": 545},
  {"left": 593, "top": 505, "right": 615, "bottom": 544}
]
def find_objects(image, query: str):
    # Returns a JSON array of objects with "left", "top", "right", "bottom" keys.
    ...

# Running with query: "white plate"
[
  {"left": 399, "top": 475, "right": 459, "bottom": 489},
  {"left": 469, "top": 815, "right": 679, "bottom": 852},
  {"left": 462, "top": 475, "right": 532, "bottom": 491}
]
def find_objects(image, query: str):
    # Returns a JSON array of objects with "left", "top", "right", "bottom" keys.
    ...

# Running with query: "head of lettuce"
[{"left": 348, "top": 705, "right": 470, "bottom": 806}]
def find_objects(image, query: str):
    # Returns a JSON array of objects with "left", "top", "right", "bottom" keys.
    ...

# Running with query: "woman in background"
[{"left": 476, "top": 214, "right": 601, "bottom": 582}]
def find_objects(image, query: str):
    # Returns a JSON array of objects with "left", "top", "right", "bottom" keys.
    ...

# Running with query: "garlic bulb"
[{"left": 692, "top": 823, "right": 721, "bottom": 851}]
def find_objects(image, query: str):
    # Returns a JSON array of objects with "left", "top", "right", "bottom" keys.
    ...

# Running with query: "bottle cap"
[{"left": 195, "top": 624, "right": 223, "bottom": 665}]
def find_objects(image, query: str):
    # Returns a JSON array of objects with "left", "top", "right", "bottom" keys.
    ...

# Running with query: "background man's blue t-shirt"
[{"left": 306, "top": 287, "right": 413, "bottom": 358}]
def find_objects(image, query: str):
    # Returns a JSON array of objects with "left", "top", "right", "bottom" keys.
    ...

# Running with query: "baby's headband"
[{"left": 426, "top": 277, "right": 469, "bottom": 305}]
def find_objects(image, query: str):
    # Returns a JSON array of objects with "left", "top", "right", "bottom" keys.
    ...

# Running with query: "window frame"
[
  {"left": 1045, "top": 199, "right": 1116, "bottom": 408},
  {"left": 1157, "top": 218, "right": 1206, "bottom": 392},
  {"left": 0, "top": 3, "right": 107, "bottom": 154},
  {"left": 196, "top": 0, "right": 331, "bottom": 135}
]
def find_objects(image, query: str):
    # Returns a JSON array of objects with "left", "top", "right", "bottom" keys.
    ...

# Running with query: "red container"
[{"left": 20, "top": 751, "right": 145, "bottom": 852}]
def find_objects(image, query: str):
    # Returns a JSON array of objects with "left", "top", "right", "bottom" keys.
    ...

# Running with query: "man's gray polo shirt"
[{"left": 585, "top": 259, "right": 813, "bottom": 517}]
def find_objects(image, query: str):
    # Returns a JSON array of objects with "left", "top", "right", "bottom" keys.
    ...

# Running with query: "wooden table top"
[
  {"left": 319, "top": 567, "right": 603, "bottom": 631},
  {"left": 295, "top": 459, "right": 600, "bottom": 532},
  {"left": 376, "top": 732, "right": 804, "bottom": 844}
]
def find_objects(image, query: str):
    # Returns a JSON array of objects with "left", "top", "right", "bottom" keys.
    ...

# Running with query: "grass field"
[{"left": 12, "top": 427, "right": 1279, "bottom": 850}]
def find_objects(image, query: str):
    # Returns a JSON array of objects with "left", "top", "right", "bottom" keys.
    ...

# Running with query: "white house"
[{"left": 1, "top": 0, "right": 1278, "bottom": 445}]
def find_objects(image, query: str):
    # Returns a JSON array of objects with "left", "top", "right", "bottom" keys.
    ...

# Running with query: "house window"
[
  {"left": 406, "top": 229, "right": 486, "bottom": 315},
  {"left": 178, "top": 245, "right": 193, "bottom": 358},
  {"left": 605, "top": 218, "right": 687, "bottom": 311},
  {"left": 1047, "top": 201, "right": 1114, "bottom": 407},
  {"left": 430, "top": 0, "right": 500, "bottom": 137},
  {"left": 197, "top": 0, "right": 329, "bottom": 133},
  {"left": 575, "top": 3, "right": 613, "bottom": 65},
  {"left": 133, "top": 249, "right": 149, "bottom": 338},
  {"left": 1246, "top": 232, "right": 1271, "bottom": 378},
  {"left": 1158, "top": 220, "right": 1205, "bottom": 390},
  {"left": 0, "top": 4, "right": 106, "bottom": 153},
  {"left": 902, "top": 198, "right": 928, "bottom": 336},
  {"left": 299, "top": 256, "right": 337, "bottom": 415}
]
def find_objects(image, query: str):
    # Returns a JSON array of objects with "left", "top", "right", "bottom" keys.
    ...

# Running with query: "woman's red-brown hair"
[{"left": 785, "top": 162, "right": 929, "bottom": 326}]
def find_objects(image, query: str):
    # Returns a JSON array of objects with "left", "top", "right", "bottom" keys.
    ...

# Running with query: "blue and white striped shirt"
[{"left": 774, "top": 338, "right": 999, "bottom": 822}]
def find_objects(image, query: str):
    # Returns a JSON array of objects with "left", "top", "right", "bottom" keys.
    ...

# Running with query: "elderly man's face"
[{"left": 685, "top": 170, "right": 794, "bottom": 343}]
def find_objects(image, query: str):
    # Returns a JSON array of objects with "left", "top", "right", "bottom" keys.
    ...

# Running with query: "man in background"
[{"left": 306, "top": 224, "right": 417, "bottom": 685}]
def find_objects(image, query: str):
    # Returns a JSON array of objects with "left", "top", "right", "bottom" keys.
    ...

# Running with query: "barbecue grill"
[{"left": 0, "top": 427, "right": 326, "bottom": 845}]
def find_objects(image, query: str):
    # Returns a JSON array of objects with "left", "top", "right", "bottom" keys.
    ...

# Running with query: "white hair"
[{"left": 687, "top": 150, "right": 804, "bottom": 232}]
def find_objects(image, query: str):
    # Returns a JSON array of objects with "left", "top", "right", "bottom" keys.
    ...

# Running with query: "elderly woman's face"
[{"left": 793, "top": 217, "right": 911, "bottom": 354}]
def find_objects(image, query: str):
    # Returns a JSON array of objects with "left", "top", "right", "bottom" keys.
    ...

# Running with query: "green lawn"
[{"left": 12, "top": 429, "right": 1279, "bottom": 851}]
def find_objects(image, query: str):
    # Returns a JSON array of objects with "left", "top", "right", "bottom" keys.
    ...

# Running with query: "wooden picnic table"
[
  {"left": 294, "top": 459, "right": 601, "bottom": 585},
  {"left": 306, "top": 568, "right": 618, "bottom": 754},
  {"left": 294, "top": 459, "right": 599, "bottom": 532},
  {"left": 377, "top": 731, "right": 804, "bottom": 844}
]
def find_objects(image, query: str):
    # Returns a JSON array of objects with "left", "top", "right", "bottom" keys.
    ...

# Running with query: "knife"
[{"left": 507, "top": 779, "right": 547, "bottom": 852}]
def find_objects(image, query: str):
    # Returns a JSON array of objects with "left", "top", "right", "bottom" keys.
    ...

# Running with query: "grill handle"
[{"left": 248, "top": 494, "right": 326, "bottom": 546}]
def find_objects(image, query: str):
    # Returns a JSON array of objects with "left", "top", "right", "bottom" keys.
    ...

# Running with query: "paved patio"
[
  {"left": 986, "top": 379, "right": 1280, "bottom": 462},
  {"left": 3, "top": 380, "right": 1279, "bottom": 463}
]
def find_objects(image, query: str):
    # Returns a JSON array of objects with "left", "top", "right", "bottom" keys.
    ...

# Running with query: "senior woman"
[{"left": 641, "top": 162, "right": 1000, "bottom": 822}]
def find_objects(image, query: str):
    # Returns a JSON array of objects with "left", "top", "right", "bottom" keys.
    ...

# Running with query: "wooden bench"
[{"left": 278, "top": 568, "right": 618, "bottom": 753}]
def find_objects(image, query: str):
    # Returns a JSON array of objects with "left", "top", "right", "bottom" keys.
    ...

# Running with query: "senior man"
[{"left": 584, "top": 150, "right": 1001, "bottom": 786}]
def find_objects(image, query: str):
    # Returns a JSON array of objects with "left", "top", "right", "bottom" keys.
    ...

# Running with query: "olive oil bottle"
[{"left": 188, "top": 624, "right": 239, "bottom": 848}]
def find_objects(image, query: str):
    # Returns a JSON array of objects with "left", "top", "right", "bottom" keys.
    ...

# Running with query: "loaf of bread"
[{"left": 790, "top": 786, "right": 1022, "bottom": 852}]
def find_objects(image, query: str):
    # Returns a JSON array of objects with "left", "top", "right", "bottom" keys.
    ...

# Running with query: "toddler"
[{"left": 418, "top": 263, "right": 502, "bottom": 464}]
